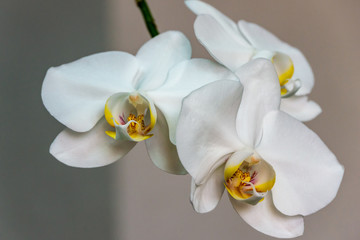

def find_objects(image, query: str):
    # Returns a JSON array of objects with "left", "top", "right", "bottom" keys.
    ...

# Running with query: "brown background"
[
  {"left": 110, "top": 0, "right": 360, "bottom": 239},
  {"left": 0, "top": 0, "right": 358, "bottom": 240}
]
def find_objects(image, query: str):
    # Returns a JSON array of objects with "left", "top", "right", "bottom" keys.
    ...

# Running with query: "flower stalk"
[{"left": 135, "top": 0, "right": 159, "bottom": 38}]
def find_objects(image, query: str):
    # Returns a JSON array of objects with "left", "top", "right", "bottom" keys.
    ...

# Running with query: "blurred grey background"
[
  {"left": 0, "top": 0, "right": 114, "bottom": 239},
  {"left": 1, "top": 0, "right": 359, "bottom": 239}
]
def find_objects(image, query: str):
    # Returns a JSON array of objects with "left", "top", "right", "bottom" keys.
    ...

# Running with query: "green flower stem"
[{"left": 135, "top": 0, "right": 159, "bottom": 38}]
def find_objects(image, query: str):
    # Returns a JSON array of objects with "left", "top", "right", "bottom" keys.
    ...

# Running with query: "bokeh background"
[{"left": 1, "top": 0, "right": 359, "bottom": 239}]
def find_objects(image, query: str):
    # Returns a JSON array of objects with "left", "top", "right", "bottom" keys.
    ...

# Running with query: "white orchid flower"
[
  {"left": 42, "top": 31, "right": 235, "bottom": 174},
  {"left": 185, "top": 0, "right": 321, "bottom": 122},
  {"left": 176, "top": 59, "right": 344, "bottom": 238}
]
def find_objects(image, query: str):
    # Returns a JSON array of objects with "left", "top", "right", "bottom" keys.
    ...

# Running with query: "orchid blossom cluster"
[{"left": 41, "top": 0, "right": 344, "bottom": 238}]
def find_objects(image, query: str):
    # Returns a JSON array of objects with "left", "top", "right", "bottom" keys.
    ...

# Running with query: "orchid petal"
[
  {"left": 190, "top": 165, "right": 225, "bottom": 213},
  {"left": 135, "top": 31, "right": 191, "bottom": 91},
  {"left": 176, "top": 80, "right": 244, "bottom": 184},
  {"left": 193, "top": 15, "right": 253, "bottom": 71},
  {"left": 257, "top": 111, "right": 344, "bottom": 216},
  {"left": 238, "top": 20, "right": 287, "bottom": 50},
  {"left": 280, "top": 96, "right": 321, "bottom": 122},
  {"left": 42, "top": 52, "right": 138, "bottom": 132},
  {"left": 238, "top": 20, "right": 314, "bottom": 95},
  {"left": 50, "top": 118, "right": 136, "bottom": 168},
  {"left": 185, "top": 0, "right": 250, "bottom": 48},
  {"left": 145, "top": 108, "right": 187, "bottom": 175},
  {"left": 148, "top": 58, "right": 237, "bottom": 144},
  {"left": 234, "top": 59, "right": 280, "bottom": 147},
  {"left": 229, "top": 192, "right": 304, "bottom": 238}
]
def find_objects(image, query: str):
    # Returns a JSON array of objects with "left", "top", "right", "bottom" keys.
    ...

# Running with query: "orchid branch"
[{"left": 135, "top": 0, "right": 159, "bottom": 38}]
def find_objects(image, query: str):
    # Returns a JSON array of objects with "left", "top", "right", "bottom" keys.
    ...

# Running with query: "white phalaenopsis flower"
[
  {"left": 185, "top": 0, "right": 321, "bottom": 122},
  {"left": 176, "top": 59, "right": 343, "bottom": 238},
  {"left": 42, "top": 31, "right": 234, "bottom": 173}
]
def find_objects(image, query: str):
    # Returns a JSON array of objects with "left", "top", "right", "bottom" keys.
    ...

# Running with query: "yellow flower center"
[
  {"left": 224, "top": 153, "right": 276, "bottom": 205},
  {"left": 271, "top": 52, "right": 295, "bottom": 96},
  {"left": 253, "top": 50, "right": 300, "bottom": 97},
  {"left": 126, "top": 113, "right": 147, "bottom": 135},
  {"left": 104, "top": 92, "right": 156, "bottom": 141}
]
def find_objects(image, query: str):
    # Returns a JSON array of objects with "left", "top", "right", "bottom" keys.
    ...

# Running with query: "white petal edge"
[
  {"left": 257, "top": 111, "right": 344, "bottom": 216},
  {"left": 135, "top": 31, "right": 191, "bottom": 91},
  {"left": 229, "top": 192, "right": 304, "bottom": 238},
  {"left": 194, "top": 15, "right": 254, "bottom": 71},
  {"left": 280, "top": 96, "right": 321, "bottom": 122},
  {"left": 234, "top": 59, "right": 280, "bottom": 147},
  {"left": 42, "top": 51, "right": 138, "bottom": 132},
  {"left": 185, "top": 0, "right": 250, "bottom": 48},
  {"left": 148, "top": 58, "right": 237, "bottom": 144},
  {"left": 238, "top": 20, "right": 314, "bottom": 95},
  {"left": 238, "top": 20, "right": 288, "bottom": 51},
  {"left": 50, "top": 118, "right": 136, "bottom": 168},
  {"left": 145, "top": 108, "right": 187, "bottom": 175},
  {"left": 190, "top": 165, "right": 225, "bottom": 213},
  {"left": 176, "top": 80, "right": 244, "bottom": 184}
]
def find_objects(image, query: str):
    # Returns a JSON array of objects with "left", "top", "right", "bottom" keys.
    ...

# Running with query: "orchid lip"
[
  {"left": 224, "top": 152, "right": 276, "bottom": 205},
  {"left": 281, "top": 78, "right": 302, "bottom": 98},
  {"left": 104, "top": 92, "right": 157, "bottom": 142},
  {"left": 252, "top": 50, "right": 300, "bottom": 97}
]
